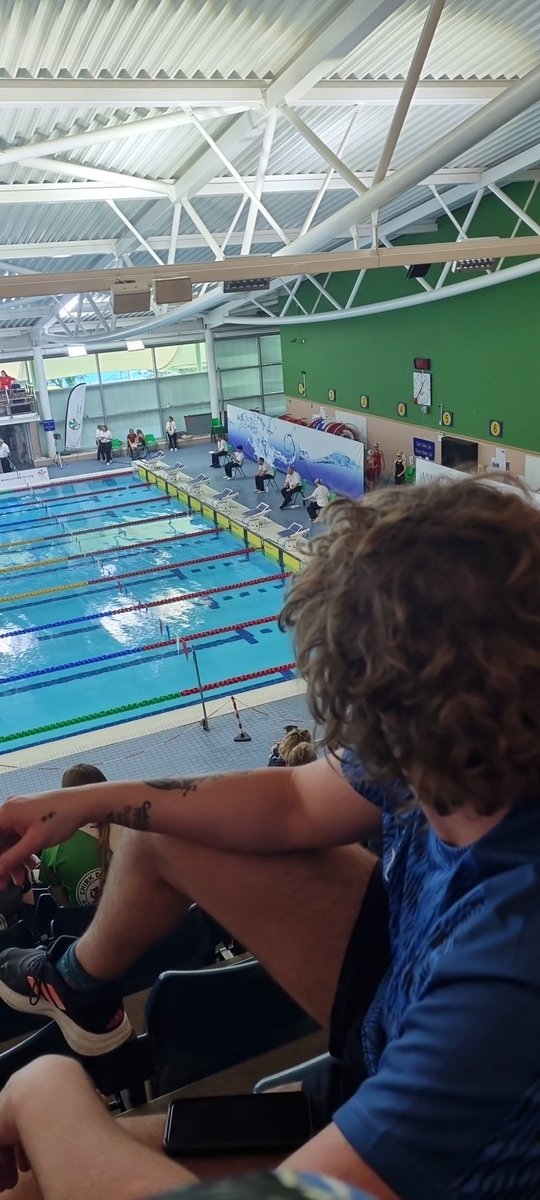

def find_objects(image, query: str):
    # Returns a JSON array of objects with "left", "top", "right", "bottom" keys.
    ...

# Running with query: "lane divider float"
[
  {"left": 0, "top": 525, "right": 223, "bottom": 576},
  {"left": 0, "top": 546, "right": 256, "bottom": 604},
  {"left": 0, "top": 661, "right": 296, "bottom": 745},
  {"left": 0, "top": 613, "right": 280, "bottom": 685},
  {"left": 0, "top": 571, "right": 292, "bottom": 638}
]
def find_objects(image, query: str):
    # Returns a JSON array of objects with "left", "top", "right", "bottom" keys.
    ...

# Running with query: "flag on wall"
[{"left": 64, "top": 383, "right": 87, "bottom": 451}]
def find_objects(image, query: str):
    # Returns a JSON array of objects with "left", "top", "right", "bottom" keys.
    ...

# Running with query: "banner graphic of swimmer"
[
  {"left": 64, "top": 383, "right": 87, "bottom": 452},
  {"left": 226, "top": 406, "right": 364, "bottom": 499}
]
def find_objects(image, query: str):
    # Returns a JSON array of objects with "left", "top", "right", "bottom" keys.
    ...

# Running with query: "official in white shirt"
[
  {"left": 280, "top": 465, "right": 302, "bottom": 510},
  {"left": 210, "top": 437, "right": 228, "bottom": 469},
  {"left": 165, "top": 416, "right": 177, "bottom": 450},
  {"left": 306, "top": 479, "right": 330, "bottom": 521},
  {"left": 0, "top": 439, "right": 12, "bottom": 474}
]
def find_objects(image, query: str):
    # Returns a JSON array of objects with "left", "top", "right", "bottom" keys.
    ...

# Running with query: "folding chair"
[
  {"left": 278, "top": 522, "right": 309, "bottom": 546},
  {"left": 245, "top": 502, "right": 271, "bottom": 529},
  {"left": 145, "top": 957, "right": 318, "bottom": 1098},
  {"left": 265, "top": 468, "right": 279, "bottom": 492}
]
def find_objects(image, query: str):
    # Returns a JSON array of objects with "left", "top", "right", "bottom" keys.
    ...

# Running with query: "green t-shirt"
[{"left": 39, "top": 827, "right": 103, "bottom": 907}]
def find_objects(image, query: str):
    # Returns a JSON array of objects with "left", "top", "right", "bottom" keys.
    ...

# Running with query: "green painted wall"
[{"left": 280, "top": 188, "right": 540, "bottom": 452}]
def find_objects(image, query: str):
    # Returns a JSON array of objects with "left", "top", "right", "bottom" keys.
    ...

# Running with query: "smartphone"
[{"left": 163, "top": 1091, "right": 313, "bottom": 1157}]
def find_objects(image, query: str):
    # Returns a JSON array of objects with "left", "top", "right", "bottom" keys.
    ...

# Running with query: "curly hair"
[{"left": 280, "top": 478, "right": 540, "bottom": 816}]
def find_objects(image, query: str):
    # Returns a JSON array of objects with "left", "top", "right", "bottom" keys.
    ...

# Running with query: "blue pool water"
[{"left": 0, "top": 474, "right": 295, "bottom": 752}]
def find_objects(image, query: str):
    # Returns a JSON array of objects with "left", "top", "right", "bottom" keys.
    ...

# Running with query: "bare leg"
[{"left": 76, "top": 832, "right": 377, "bottom": 1028}]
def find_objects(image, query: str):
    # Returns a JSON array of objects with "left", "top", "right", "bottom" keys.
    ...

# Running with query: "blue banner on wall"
[
  {"left": 227, "top": 406, "right": 364, "bottom": 499},
  {"left": 413, "top": 437, "right": 435, "bottom": 461}
]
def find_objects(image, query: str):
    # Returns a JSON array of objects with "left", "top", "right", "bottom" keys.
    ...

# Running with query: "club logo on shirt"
[{"left": 76, "top": 869, "right": 102, "bottom": 906}]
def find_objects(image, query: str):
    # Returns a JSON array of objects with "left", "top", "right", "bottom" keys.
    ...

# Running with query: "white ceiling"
[{"left": 0, "top": 0, "right": 539, "bottom": 350}]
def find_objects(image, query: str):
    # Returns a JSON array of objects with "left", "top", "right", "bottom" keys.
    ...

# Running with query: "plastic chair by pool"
[
  {"left": 111, "top": 438, "right": 124, "bottom": 457},
  {"left": 265, "top": 467, "right": 279, "bottom": 492},
  {"left": 144, "top": 433, "right": 158, "bottom": 450},
  {"left": 210, "top": 417, "right": 225, "bottom": 441},
  {"left": 404, "top": 464, "right": 416, "bottom": 484}
]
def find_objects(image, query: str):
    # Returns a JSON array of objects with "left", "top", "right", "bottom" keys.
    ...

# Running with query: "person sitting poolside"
[
  {"left": 224, "top": 445, "right": 244, "bottom": 478},
  {"left": 268, "top": 728, "right": 315, "bottom": 767},
  {"left": 136, "top": 429, "right": 147, "bottom": 455},
  {"left": 39, "top": 764, "right": 113, "bottom": 908},
  {"left": 306, "top": 480, "right": 330, "bottom": 522},
  {"left": 280, "top": 466, "right": 302, "bottom": 510},
  {"left": 255, "top": 457, "right": 274, "bottom": 492},
  {"left": 127, "top": 429, "right": 139, "bottom": 459},
  {"left": 210, "top": 437, "right": 228, "bottom": 469},
  {"left": 1, "top": 480, "right": 540, "bottom": 1200}
]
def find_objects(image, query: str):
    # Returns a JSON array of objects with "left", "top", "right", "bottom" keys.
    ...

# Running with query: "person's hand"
[{"left": 0, "top": 790, "right": 92, "bottom": 888}]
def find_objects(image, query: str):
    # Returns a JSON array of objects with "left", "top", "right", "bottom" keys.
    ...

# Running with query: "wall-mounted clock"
[
  {"left": 328, "top": 387, "right": 336, "bottom": 403},
  {"left": 413, "top": 370, "right": 432, "bottom": 407},
  {"left": 489, "top": 419, "right": 503, "bottom": 438},
  {"left": 297, "top": 381, "right": 305, "bottom": 396},
  {"left": 397, "top": 401, "right": 407, "bottom": 418},
  {"left": 442, "top": 409, "right": 453, "bottom": 428},
  {"left": 360, "top": 394, "right": 369, "bottom": 409}
]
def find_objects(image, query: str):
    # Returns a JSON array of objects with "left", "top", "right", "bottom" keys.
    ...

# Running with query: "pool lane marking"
[
  {"left": 0, "top": 526, "right": 223, "bottom": 575},
  {"left": 0, "top": 546, "right": 257, "bottom": 603},
  {"left": 2, "top": 494, "right": 173, "bottom": 532},
  {"left": 0, "top": 510, "right": 189, "bottom": 549},
  {"left": 0, "top": 614, "right": 281, "bottom": 686},
  {"left": 0, "top": 572, "right": 291, "bottom": 638}
]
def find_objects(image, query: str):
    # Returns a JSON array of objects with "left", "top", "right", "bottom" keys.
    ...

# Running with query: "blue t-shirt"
[{"left": 335, "top": 751, "right": 540, "bottom": 1200}]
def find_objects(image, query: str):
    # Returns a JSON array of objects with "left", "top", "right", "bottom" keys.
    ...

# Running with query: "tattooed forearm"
[
  {"left": 145, "top": 776, "right": 217, "bottom": 796},
  {"left": 104, "top": 800, "right": 152, "bottom": 831}
]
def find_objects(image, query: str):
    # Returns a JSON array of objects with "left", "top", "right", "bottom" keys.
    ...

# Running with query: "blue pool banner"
[
  {"left": 64, "top": 383, "right": 87, "bottom": 452},
  {"left": 226, "top": 406, "right": 364, "bottom": 499},
  {"left": 413, "top": 436, "right": 435, "bottom": 461}
]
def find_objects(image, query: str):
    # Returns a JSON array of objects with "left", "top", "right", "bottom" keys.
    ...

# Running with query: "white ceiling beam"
[
  {"left": 0, "top": 109, "right": 249, "bottom": 166},
  {"left": 24, "top": 155, "right": 174, "bottom": 199},
  {"left": 275, "top": 63, "right": 540, "bottom": 255},
  {"left": 181, "top": 197, "right": 225, "bottom": 260},
  {"left": 281, "top": 105, "right": 367, "bottom": 196},
  {"left": 0, "top": 183, "right": 174, "bottom": 204},
  {"left": 0, "top": 169, "right": 533, "bottom": 208},
  {"left": 370, "top": 0, "right": 446, "bottom": 242},
  {"left": 266, "top": 0, "right": 407, "bottom": 107},
  {"left": 301, "top": 111, "right": 358, "bottom": 236},
  {"left": 107, "top": 201, "right": 164, "bottom": 265},
  {"left": 181, "top": 108, "right": 288, "bottom": 244},
  {"left": 435, "top": 187, "right": 485, "bottom": 289},
  {"left": 241, "top": 112, "right": 277, "bottom": 256},
  {"left": 0, "top": 78, "right": 509, "bottom": 108},
  {"left": 0, "top": 224, "right": 440, "bottom": 262},
  {"left": 173, "top": 110, "right": 265, "bottom": 201},
  {"left": 494, "top": 180, "right": 539, "bottom": 272},
  {"left": 488, "top": 183, "right": 540, "bottom": 237},
  {"left": 167, "top": 202, "right": 182, "bottom": 265}
]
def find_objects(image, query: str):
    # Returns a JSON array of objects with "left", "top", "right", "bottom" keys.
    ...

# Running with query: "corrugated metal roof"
[
  {"left": 0, "top": 0, "right": 539, "bottom": 339},
  {"left": 0, "top": 0, "right": 343, "bottom": 81},
  {"left": 337, "top": 0, "right": 540, "bottom": 80}
]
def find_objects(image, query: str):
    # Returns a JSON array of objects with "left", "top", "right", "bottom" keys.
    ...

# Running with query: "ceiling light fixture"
[
  {"left": 126, "top": 339, "right": 145, "bottom": 351},
  {"left": 67, "top": 345, "right": 87, "bottom": 357}
]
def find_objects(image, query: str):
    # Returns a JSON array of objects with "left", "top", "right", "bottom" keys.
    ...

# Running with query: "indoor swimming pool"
[{"left": 0, "top": 473, "right": 295, "bottom": 752}]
